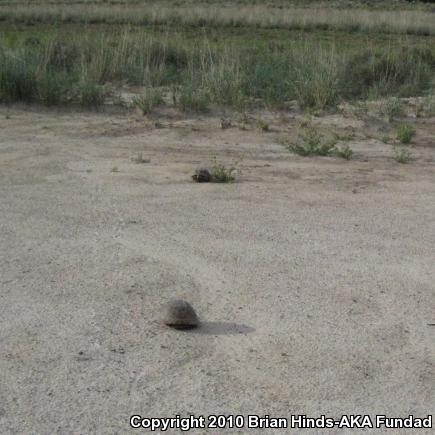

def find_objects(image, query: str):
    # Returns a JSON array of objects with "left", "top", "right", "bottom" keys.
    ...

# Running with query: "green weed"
[
  {"left": 210, "top": 157, "right": 237, "bottom": 183},
  {"left": 396, "top": 123, "right": 416, "bottom": 144},
  {"left": 393, "top": 146, "right": 411, "bottom": 163},
  {"left": 132, "top": 88, "right": 163, "bottom": 115}
]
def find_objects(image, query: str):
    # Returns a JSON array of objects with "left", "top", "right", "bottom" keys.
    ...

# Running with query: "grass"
[
  {"left": 286, "top": 125, "right": 337, "bottom": 156},
  {"left": 394, "top": 146, "right": 412, "bottom": 163},
  {"left": 257, "top": 119, "right": 270, "bottom": 132},
  {"left": 0, "top": 4, "right": 435, "bottom": 111},
  {"left": 210, "top": 157, "right": 238, "bottom": 183},
  {"left": 378, "top": 97, "right": 404, "bottom": 121},
  {"left": 334, "top": 145, "right": 354, "bottom": 160},
  {"left": 132, "top": 88, "right": 163, "bottom": 115},
  {"left": 396, "top": 123, "right": 416, "bottom": 144},
  {"left": 2, "top": 2, "right": 435, "bottom": 37},
  {"left": 285, "top": 124, "right": 354, "bottom": 159}
]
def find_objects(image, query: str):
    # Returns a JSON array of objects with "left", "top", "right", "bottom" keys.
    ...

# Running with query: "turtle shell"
[
  {"left": 162, "top": 299, "right": 200, "bottom": 329},
  {"left": 192, "top": 168, "right": 211, "bottom": 183}
]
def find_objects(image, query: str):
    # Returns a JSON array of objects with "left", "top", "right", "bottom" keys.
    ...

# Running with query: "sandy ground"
[{"left": 0, "top": 105, "right": 434, "bottom": 434}]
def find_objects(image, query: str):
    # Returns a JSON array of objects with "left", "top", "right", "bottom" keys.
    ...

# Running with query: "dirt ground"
[{"left": 0, "top": 105, "right": 434, "bottom": 434}]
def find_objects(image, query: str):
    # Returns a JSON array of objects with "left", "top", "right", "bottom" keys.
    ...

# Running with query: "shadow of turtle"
[{"left": 191, "top": 321, "right": 255, "bottom": 335}]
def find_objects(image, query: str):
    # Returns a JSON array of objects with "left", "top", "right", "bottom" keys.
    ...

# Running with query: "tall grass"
[
  {"left": 1, "top": 4, "right": 435, "bottom": 36},
  {"left": 0, "top": 31, "right": 434, "bottom": 109}
]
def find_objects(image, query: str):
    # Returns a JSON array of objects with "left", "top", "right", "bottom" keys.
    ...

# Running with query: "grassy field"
[{"left": 0, "top": 0, "right": 434, "bottom": 110}]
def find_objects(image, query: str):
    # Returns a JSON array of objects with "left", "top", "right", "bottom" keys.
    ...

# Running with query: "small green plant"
[
  {"left": 257, "top": 119, "right": 269, "bottom": 132},
  {"left": 210, "top": 157, "right": 237, "bottom": 183},
  {"left": 177, "top": 85, "right": 209, "bottom": 113},
  {"left": 77, "top": 82, "right": 105, "bottom": 107},
  {"left": 132, "top": 88, "right": 163, "bottom": 115},
  {"left": 287, "top": 125, "right": 337, "bottom": 157},
  {"left": 393, "top": 147, "right": 411, "bottom": 164},
  {"left": 350, "top": 100, "right": 369, "bottom": 119},
  {"left": 333, "top": 145, "right": 353, "bottom": 160},
  {"left": 416, "top": 95, "right": 435, "bottom": 118},
  {"left": 381, "top": 135, "right": 391, "bottom": 144},
  {"left": 396, "top": 123, "right": 416, "bottom": 144},
  {"left": 378, "top": 97, "right": 403, "bottom": 122}
]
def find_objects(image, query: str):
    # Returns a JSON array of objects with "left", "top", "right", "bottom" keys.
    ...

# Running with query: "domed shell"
[
  {"left": 162, "top": 299, "right": 200, "bottom": 329},
  {"left": 192, "top": 168, "right": 211, "bottom": 183}
]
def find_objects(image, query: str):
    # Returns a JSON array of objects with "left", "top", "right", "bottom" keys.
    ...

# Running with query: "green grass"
[
  {"left": 286, "top": 125, "right": 337, "bottom": 156},
  {"left": 378, "top": 97, "right": 404, "bottom": 121},
  {"left": 396, "top": 123, "right": 416, "bottom": 144},
  {"left": 210, "top": 157, "right": 238, "bottom": 183},
  {"left": 0, "top": 7, "right": 435, "bottom": 110},
  {"left": 285, "top": 124, "right": 354, "bottom": 159},
  {"left": 132, "top": 88, "right": 163, "bottom": 115}
]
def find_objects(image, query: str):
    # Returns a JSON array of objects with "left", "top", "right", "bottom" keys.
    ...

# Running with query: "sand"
[{"left": 0, "top": 105, "right": 434, "bottom": 434}]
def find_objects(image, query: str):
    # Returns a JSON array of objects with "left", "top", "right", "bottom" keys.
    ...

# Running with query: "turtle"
[
  {"left": 192, "top": 168, "right": 211, "bottom": 183},
  {"left": 162, "top": 299, "right": 200, "bottom": 330}
]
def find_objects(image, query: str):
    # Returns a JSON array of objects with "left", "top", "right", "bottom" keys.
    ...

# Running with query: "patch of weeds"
[
  {"left": 287, "top": 125, "right": 337, "bottom": 157},
  {"left": 257, "top": 119, "right": 269, "bottom": 132},
  {"left": 378, "top": 97, "right": 403, "bottom": 122},
  {"left": 177, "top": 85, "right": 209, "bottom": 113},
  {"left": 37, "top": 73, "right": 70, "bottom": 106},
  {"left": 220, "top": 117, "right": 232, "bottom": 130},
  {"left": 350, "top": 100, "right": 369, "bottom": 119},
  {"left": 77, "top": 82, "right": 105, "bottom": 107},
  {"left": 0, "top": 53, "right": 37, "bottom": 103},
  {"left": 333, "top": 130, "right": 355, "bottom": 142},
  {"left": 381, "top": 135, "right": 391, "bottom": 144},
  {"left": 132, "top": 88, "right": 163, "bottom": 115},
  {"left": 210, "top": 157, "right": 238, "bottom": 183},
  {"left": 393, "top": 147, "right": 411, "bottom": 164},
  {"left": 333, "top": 145, "right": 353, "bottom": 160},
  {"left": 396, "top": 123, "right": 416, "bottom": 144},
  {"left": 131, "top": 152, "right": 150, "bottom": 164},
  {"left": 416, "top": 95, "right": 435, "bottom": 118}
]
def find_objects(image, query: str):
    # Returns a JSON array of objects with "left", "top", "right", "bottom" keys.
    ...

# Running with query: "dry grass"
[{"left": 1, "top": 4, "right": 435, "bottom": 36}]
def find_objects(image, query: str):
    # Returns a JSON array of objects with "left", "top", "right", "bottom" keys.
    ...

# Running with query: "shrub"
[
  {"left": 396, "top": 123, "right": 416, "bottom": 144},
  {"left": 37, "top": 73, "right": 70, "bottom": 106},
  {"left": 0, "top": 50, "right": 37, "bottom": 103},
  {"left": 132, "top": 88, "right": 163, "bottom": 115},
  {"left": 257, "top": 119, "right": 269, "bottom": 132},
  {"left": 394, "top": 147, "right": 411, "bottom": 163},
  {"left": 378, "top": 97, "right": 403, "bottom": 121},
  {"left": 210, "top": 157, "right": 237, "bottom": 183},
  {"left": 287, "top": 125, "right": 337, "bottom": 156},
  {"left": 333, "top": 145, "right": 353, "bottom": 160},
  {"left": 290, "top": 47, "right": 341, "bottom": 110},
  {"left": 77, "top": 82, "right": 105, "bottom": 107},
  {"left": 177, "top": 85, "right": 210, "bottom": 112}
]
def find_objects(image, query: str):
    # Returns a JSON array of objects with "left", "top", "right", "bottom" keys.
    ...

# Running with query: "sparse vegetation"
[
  {"left": 416, "top": 95, "right": 435, "bottom": 117},
  {"left": 0, "top": 1, "right": 434, "bottom": 113},
  {"left": 258, "top": 119, "right": 270, "bottom": 132},
  {"left": 378, "top": 97, "right": 404, "bottom": 122},
  {"left": 210, "top": 157, "right": 238, "bottom": 183},
  {"left": 284, "top": 124, "right": 353, "bottom": 159},
  {"left": 396, "top": 123, "right": 416, "bottom": 144},
  {"left": 286, "top": 125, "right": 336, "bottom": 157},
  {"left": 334, "top": 145, "right": 353, "bottom": 160},
  {"left": 132, "top": 88, "right": 163, "bottom": 115},
  {"left": 77, "top": 82, "right": 105, "bottom": 107},
  {"left": 394, "top": 146, "right": 412, "bottom": 163}
]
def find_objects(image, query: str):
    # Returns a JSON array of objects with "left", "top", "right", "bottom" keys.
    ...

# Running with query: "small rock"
[{"left": 162, "top": 299, "right": 200, "bottom": 330}]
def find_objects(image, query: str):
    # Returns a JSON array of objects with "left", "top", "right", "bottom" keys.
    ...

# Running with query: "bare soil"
[{"left": 1, "top": 105, "right": 434, "bottom": 434}]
